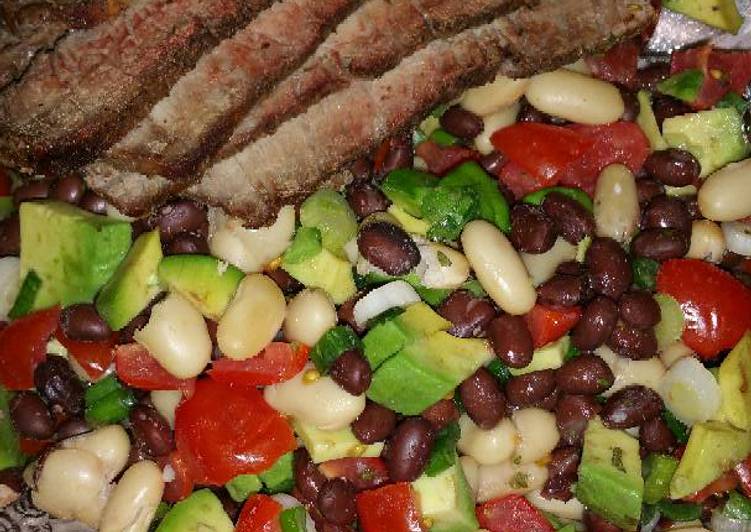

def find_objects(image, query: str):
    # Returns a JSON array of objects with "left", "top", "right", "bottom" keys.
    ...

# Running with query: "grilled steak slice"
[
  {"left": 184, "top": 0, "right": 654, "bottom": 225},
  {"left": 0, "top": 0, "right": 269, "bottom": 174},
  {"left": 101, "top": 0, "right": 360, "bottom": 180},
  {"left": 219, "top": 0, "right": 534, "bottom": 159}
]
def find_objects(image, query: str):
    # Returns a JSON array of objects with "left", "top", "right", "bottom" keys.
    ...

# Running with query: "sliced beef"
[
  {"left": 183, "top": 0, "right": 654, "bottom": 226},
  {"left": 99, "top": 0, "right": 360, "bottom": 180},
  {"left": 0, "top": 0, "right": 269, "bottom": 173}
]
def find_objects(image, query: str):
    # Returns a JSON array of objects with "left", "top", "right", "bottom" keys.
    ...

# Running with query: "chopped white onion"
[
  {"left": 659, "top": 356, "right": 721, "bottom": 426},
  {"left": 352, "top": 281, "right": 421, "bottom": 328},
  {"left": 722, "top": 221, "right": 751, "bottom": 257},
  {"left": 343, "top": 237, "right": 360, "bottom": 265}
]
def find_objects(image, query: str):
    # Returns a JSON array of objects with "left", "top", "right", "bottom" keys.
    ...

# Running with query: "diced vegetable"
[
  {"left": 657, "top": 500, "right": 702, "bottom": 521},
  {"left": 662, "top": 410, "right": 690, "bottom": 444},
  {"left": 0, "top": 387, "right": 24, "bottom": 469},
  {"left": 476, "top": 494, "right": 555, "bottom": 532},
  {"left": 259, "top": 452, "right": 294, "bottom": 494},
  {"left": 84, "top": 375, "right": 136, "bottom": 425},
  {"left": 226, "top": 474, "right": 263, "bottom": 502},
  {"left": 657, "top": 69, "right": 704, "bottom": 103},
  {"left": 424, "top": 423, "right": 461, "bottom": 477},
  {"left": 632, "top": 257, "right": 660, "bottom": 290},
  {"left": 299, "top": 190, "right": 357, "bottom": 257},
  {"left": 283, "top": 227, "right": 322, "bottom": 265},
  {"left": 381, "top": 168, "right": 438, "bottom": 217},
  {"left": 0, "top": 306, "right": 60, "bottom": 390},
  {"left": 724, "top": 491, "right": 751, "bottom": 521},
  {"left": 356, "top": 483, "right": 425, "bottom": 532},
  {"left": 522, "top": 186, "right": 593, "bottom": 212},
  {"left": 643, "top": 454, "right": 680, "bottom": 505},
  {"left": 8, "top": 270, "right": 42, "bottom": 319},
  {"left": 278, "top": 506, "right": 307, "bottom": 532},
  {"left": 309, "top": 326, "right": 363, "bottom": 373}
]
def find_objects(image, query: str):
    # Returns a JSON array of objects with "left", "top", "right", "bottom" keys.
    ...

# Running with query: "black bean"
[
  {"left": 487, "top": 314, "right": 534, "bottom": 368},
  {"left": 13, "top": 180, "right": 49, "bottom": 206},
  {"left": 352, "top": 402, "right": 397, "bottom": 444},
  {"left": 155, "top": 200, "right": 207, "bottom": 242},
  {"left": 517, "top": 98, "right": 565, "bottom": 124},
  {"left": 620, "top": 90, "right": 640, "bottom": 122},
  {"left": 584, "top": 510, "right": 622, "bottom": 532},
  {"left": 640, "top": 416, "right": 677, "bottom": 453},
  {"left": 586, "top": 237, "right": 632, "bottom": 300},
  {"left": 510, "top": 204, "right": 557, "bottom": 254},
  {"left": 60, "top": 303, "right": 112, "bottom": 341},
  {"left": 118, "top": 313, "right": 150, "bottom": 344},
  {"left": 0, "top": 213, "right": 20, "bottom": 257},
  {"left": 619, "top": 291, "right": 661, "bottom": 329},
  {"left": 537, "top": 274, "right": 584, "bottom": 307},
  {"left": 652, "top": 96, "right": 692, "bottom": 130},
  {"left": 437, "top": 291, "right": 496, "bottom": 338},
  {"left": 479, "top": 151, "right": 506, "bottom": 176},
  {"left": 440, "top": 105, "right": 484, "bottom": 140},
  {"left": 318, "top": 479, "right": 357, "bottom": 525},
  {"left": 294, "top": 448, "right": 327, "bottom": 503},
  {"left": 266, "top": 268, "right": 304, "bottom": 295},
  {"left": 349, "top": 157, "right": 372, "bottom": 183},
  {"left": 10, "top": 392, "right": 54, "bottom": 439},
  {"left": 378, "top": 136, "right": 413, "bottom": 178},
  {"left": 601, "top": 385, "right": 663, "bottom": 429},
  {"left": 542, "top": 192, "right": 595, "bottom": 245},
  {"left": 636, "top": 178, "right": 665, "bottom": 206},
  {"left": 79, "top": 191, "right": 108, "bottom": 214},
  {"left": 330, "top": 350, "right": 372, "bottom": 396},
  {"left": 337, "top": 294, "right": 366, "bottom": 335},
  {"left": 34, "top": 355, "right": 85, "bottom": 415},
  {"left": 165, "top": 233, "right": 209, "bottom": 255},
  {"left": 55, "top": 417, "right": 91, "bottom": 441},
  {"left": 346, "top": 183, "right": 390, "bottom": 219},
  {"left": 635, "top": 62, "right": 670, "bottom": 91},
  {"left": 572, "top": 296, "right": 619, "bottom": 351},
  {"left": 642, "top": 195, "right": 692, "bottom": 234},
  {"left": 631, "top": 228, "right": 689, "bottom": 261},
  {"left": 505, "top": 370, "right": 556, "bottom": 408},
  {"left": 607, "top": 322, "right": 658, "bottom": 360},
  {"left": 643, "top": 149, "right": 701, "bottom": 187},
  {"left": 421, "top": 399, "right": 460, "bottom": 431},
  {"left": 556, "top": 394, "right": 600, "bottom": 447},
  {"left": 357, "top": 221, "right": 420, "bottom": 276},
  {"left": 51, "top": 175, "right": 85, "bottom": 204},
  {"left": 556, "top": 354, "right": 614, "bottom": 395},
  {"left": 542, "top": 446, "right": 580, "bottom": 501},
  {"left": 384, "top": 418, "right": 434, "bottom": 482},
  {"left": 459, "top": 368, "right": 506, "bottom": 429},
  {"left": 0, "top": 467, "right": 24, "bottom": 493},
  {"left": 129, "top": 405, "right": 174, "bottom": 457}
]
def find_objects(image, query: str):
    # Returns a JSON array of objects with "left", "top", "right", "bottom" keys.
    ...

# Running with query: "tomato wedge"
[
  {"left": 524, "top": 304, "right": 582, "bottom": 349},
  {"left": 477, "top": 495, "right": 555, "bottom": 532},
  {"left": 0, "top": 306, "right": 61, "bottom": 390},
  {"left": 55, "top": 325, "right": 115, "bottom": 380},
  {"left": 175, "top": 377, "right": 295, "bottom": 485},
  {"left": 415, "top": 140, "right": 479, "bottom": 176},
  {"left": 115, "top": 343, "right": 195, "bottom": 394},
  {"left": 236, "top": 494, "right": 282, "bottom": 532},
  {"left": 209, "top": 342, "right": 309, "bottom": 386},
  {"left": 656, "top": 259, "right": 751, "bottom": 359},
  {"left": 356, "top": 482, "right": 425, "bottom": 532}
]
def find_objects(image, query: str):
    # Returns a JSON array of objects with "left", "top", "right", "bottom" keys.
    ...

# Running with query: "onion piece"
[
  {"left": 659, "top": 356, "right": 721, "bottom": 426},
  {"left": 712, "top": 511, "right": 751, "bottom": 532},
  {"left": 353, "top": 281, "right": 421, "bottom": 328},
  {"left": 722, "top": 221, "right": 751, "bottom": 257}
]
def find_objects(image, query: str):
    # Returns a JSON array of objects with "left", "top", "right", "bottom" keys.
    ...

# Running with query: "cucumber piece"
[{"left": 8, "top": 270, "right": 42, "bottom": 319}]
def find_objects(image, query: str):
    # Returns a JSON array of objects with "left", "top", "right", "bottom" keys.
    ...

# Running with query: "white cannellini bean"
[
  {"left": 218, "top": 273, "right": 286, "bottom": 360},
  {"left": 526, "top": 489, "right": 585, "bottom": 521},
  {"left": 284, "top": 289, "right": 337, "bottom": 346},
  {"left": 459, "top": 455, "right": 480, "bottom": 499},
  {"left": 99, "top": 461, "right": 164, "bottom": 532},
  {"left": 150, "top": 390, "right": 182, "bottom": 429},
  {"left": 62, "top": 425, "right": 131, "bottom": 482},
  {"left": 521, "top": 237, "right": 578, "bottom": 286},
  {"left": 457, "top": 415, "right": 518, "bottom": 466},
  {"left": 594, "top": 164, "right": 639, "bottom": 244},
  {"left": 476, "top": 461, "right": 548, "bottom": 503},
  {"left": 721, "top": 221, "right": 751, "bottom": 257},
  {"left": 686, "top": 220, "right": 726, "bottom": 263},
  {"left": 208, "top": 205, "right": 295, "bottom": 273},
  {"left": 525, "top": 69, "right": 624, "bottom": 125},
  {"left": 461, "top": 220, "right": 536, "bottom": 315},
  {"left": 698, "top": 159, "right": 751, "bottom": 222},
  {"left": 596, "top": 345, "right": 666, "bottom": 396},
  {"left": 564, "top": 58, "right": 592, "bottom": 75},
  {"left": 134, "top": 293, "right": 212, "bottom": 378},
  {"left": 512, "top": 408, "right": 559, "bottom": 464},
  {"left": 460, "top": 75, "right": 530, "bottom": 116},
  {"left": 264, "top": 364, "right": 365, "bottom": 430},
  {"left": 32, "top": 448, "right": 110, "bottom": 528},
  {"left": 0, "top": 257, "right": 20, "bottom": 321},
  {"left": 660, "top": 341, "right": 694, "bottom": 368},
  {"left": 418, "top": 243, "right": 470, "bottom": 290},
  {"left": 659, "top": 356, "right": 721, "bottom": 425},
  {"left": 474, "top": 103, "right": 520, "bottom": 155}
]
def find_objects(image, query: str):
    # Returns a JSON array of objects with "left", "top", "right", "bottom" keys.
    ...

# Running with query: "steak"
[
  {"left": 0, "top": 0, "right": 269, "bottom": 173},
  {"left": 100, "top": 0, "right": 361, "bottom": 180}
]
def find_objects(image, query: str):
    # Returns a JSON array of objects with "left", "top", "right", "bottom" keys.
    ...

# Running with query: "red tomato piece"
[
  {"left": 656, "top": 259, "right": 751, "bottom": 359},
  {"left": 159, "top": 447, "right": 196, "bottom": 503},
  {"left": 497, "top": 161, "right": 550, "bottom": 200},
  {"left": 476, "top": 494, "right": 555, "bottom": 532},
  {"left": 209, "top": 342, "right": 309, "bottom": 386},
  {"left": 671, "top": 45, "right": 751, "bottom": 109},
  {"left": 734, "top": 456, "right": 751, "bottom": 499},
  {"left": 175, "top": 377, "right": 295, "bottom": 485},
  {"left": 586, "top": 38, "right": 640, "bottom": 89},
  {"left": 415, "top": 140, "right": 479, "bottom": 176},
  {"left": 0, "top": 306, "right": 61, "bottom": 390},
  {"left": 236, "top": 494, "right": 282, "bottom": 532},
  {"left": 55, "top": 326, "right": 115, "bottom": 380},
  {"left": 319, "top": 457, "right": 390, "bottom": 492},
  {"left": 19, "top": 437, "right": 50, "bottom": 456},
  {"left": 356, "top": 482, "right": 426, "bottom": 532},
  {"left": 524, "top": 304, "right": 582, "bottom": 349},
  {"left": 0, "top": 168, "right": 11, "bottom": 197},
  {"left": 115, "top": 343, "right": 195, "bottom": 394}
]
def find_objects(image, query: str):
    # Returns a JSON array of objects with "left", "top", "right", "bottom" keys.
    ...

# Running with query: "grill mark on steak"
[
  {"left": 0, "top": 0, "right": 269, "bottom": 174},
  {"left": 183, "top": 0, "right": 655, "bottom": 226},
  {"left": 101, "top": 0, "right": 361, "bottom": 180},
  {"left": 218, "top": 0, "right": 533, "bottom": 160}
]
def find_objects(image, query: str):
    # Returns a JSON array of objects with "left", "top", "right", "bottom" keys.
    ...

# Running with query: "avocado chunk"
[
  {"left": 282, "top": 247, "right": 356, "bottom": 304},
  {"left": 509, "top": 336, "right": 569, "bottom": 376},
  {"left": 156, "top": 489, "right": 233, "bottom": 532},
  {"left": 157, "top": 254, "right": 243, "bottom": 320},
  {"left": 576, "top": 418, "right": 643, "bottom": 531},
  {"left": 670, "top": 421, "right": 751, "bottom": 499},
  {"left": 0, "top": 387, "right": 24, "bottom": 470},
  {"left": 20, "top": 201, "right": 132, "bottom": 310},
  {"left": 636, "top": 90, "right": 669, "bottom": 151},
  {"left": 96, "top": 230, "right": 162, "bottom": 330},
  {"left": 299, "top": 189, "right": 357, "bottom": 258},
  {"left": 412, "top": 461, "right": 479, "bottom": 532},
  {"left": 293, "top": 420, "right": 384, "bottom": 463},
  {"left": 663, "top": 108, "right": 750, "bottom": 177},
  {"left": 258, "top": 451, "right": 294, "bottom": 494},
  {"left": 717, "top": 331, "right": 751, "bottom": 430},
  {"left": 662, "top": 0, "right": 743, "bottom": 33},
  {"left": 225, "top": 474, "right": 262, "bottom": 502}
]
